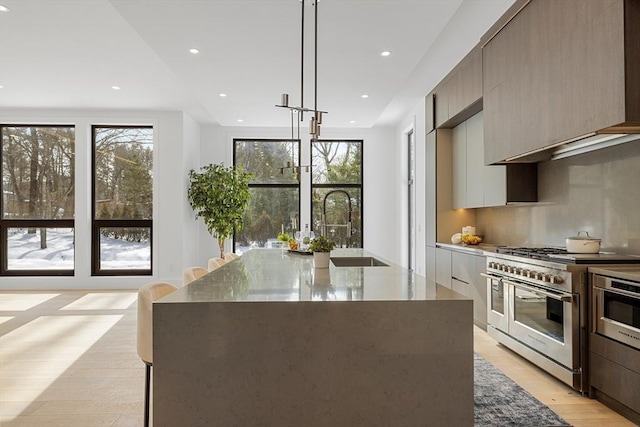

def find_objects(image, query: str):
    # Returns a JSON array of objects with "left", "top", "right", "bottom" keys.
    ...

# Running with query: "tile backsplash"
[{"left": 476, "top": 139, "right": 640, "bottom": 254}]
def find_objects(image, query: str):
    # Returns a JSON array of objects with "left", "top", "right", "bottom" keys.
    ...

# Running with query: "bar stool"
[
  {"left": 137, "top": 282, "right": 178, "bottom": 427},
  {"left": 225, "top": 253, "right": 239, "bottom": 260},
  {"left": 182, "top": 266, "right": 208, "bottom": 286},
  {"left": 207, "top": 258, "right": 227, "bottom": 271},
  {"left": 207, "top": 258, "right": 222, "bottom": 271}
]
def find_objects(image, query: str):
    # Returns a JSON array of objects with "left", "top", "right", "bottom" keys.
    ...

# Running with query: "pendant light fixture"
[{"left": 276, "top": 0, "right": 327, "bottom": 179}]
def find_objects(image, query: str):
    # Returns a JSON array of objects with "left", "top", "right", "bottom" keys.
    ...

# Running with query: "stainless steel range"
[{"left": 483, "top": 246, "right": 639, "bottom": 393}]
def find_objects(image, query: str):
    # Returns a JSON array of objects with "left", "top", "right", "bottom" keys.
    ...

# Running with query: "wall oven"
[{"left": 592, "top": 272, "right": 640, "bottom": 350}]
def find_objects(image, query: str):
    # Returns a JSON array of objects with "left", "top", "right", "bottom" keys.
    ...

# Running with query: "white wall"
[
  {"left": 0, "top": 108, "right": 197, "bottom": 290},
  {"left": 395, "top": 100, "right": 426, "bottom": 276},
  {"left": 388, "top": 0, "right": 515, "bottom": 276},
  {"left": 195, "top": 124, "right": 398, "bottom": 267},
  {"left": 180, "top": 112, "right": 202, "bottom": 273}
]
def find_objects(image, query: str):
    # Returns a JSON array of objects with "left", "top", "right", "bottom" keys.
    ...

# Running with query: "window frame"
[
  {"left": 1, "top": 124, "right": 76, "bottom": 276},
  {"left": 232, "top": 138, "right": 301, "bottom": 252},
  {"left": 311, "top": 139, "right": 364, "bottom": 248},
  {"left": 91, "top": 125, "right": 153, "bottom": 276}
]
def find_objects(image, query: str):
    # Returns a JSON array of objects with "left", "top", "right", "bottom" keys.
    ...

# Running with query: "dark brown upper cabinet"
[
  {"left": 433, "top": 44, "right": 483, "bottom": 129},
  {"left": 482, "top": 0, "right": 640, "bottom": 164}
]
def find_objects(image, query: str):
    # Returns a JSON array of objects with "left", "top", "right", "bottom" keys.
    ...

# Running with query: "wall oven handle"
[
  {"left": 594, "top": 283, "right": 640, "bottom": 299},
  {"left": 502, "top": 279, "right": 573, "bottom": 302},
  {"left": 480, "top": 273, "right": 572, "bottom": 302}
]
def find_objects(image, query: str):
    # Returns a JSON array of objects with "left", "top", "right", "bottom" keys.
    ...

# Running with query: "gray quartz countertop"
[
  {"left": 436, "top": 242, "right": 499, "bottom": 256},
  {"left": 159, "top": 248, "right": 466, "bottom": 303},
  {"left": 589, "top": 265, "right": 640, "bottom": 282}
]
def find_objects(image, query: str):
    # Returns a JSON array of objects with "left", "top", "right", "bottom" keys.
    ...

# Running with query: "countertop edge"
[{"left": 436, "top": 242, "right": 498, "bottom": 256}]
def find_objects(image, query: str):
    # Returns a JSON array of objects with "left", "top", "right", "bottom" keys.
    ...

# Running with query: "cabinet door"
[
  {"left": 482, "top": 6, "right": 530, "bottom": 164},
  {"left": 451, "top": 122, "right": 467, "bottom": 209},
  {"left": 435, "top": 248, "right": 452, "bottom": 289},
  {"left": 452, "top": 251, "right": 487, "bottom": 329},
  {"left": 426, "top": 93, "right": 436, "bottom": 133},
  {"left": 463, "top": 47, "right": 483, "bottom": 109},
  {"left": 465, "top": 112, "right": 484, "bottom": 208},
  {"left": 483, "top": 0, "right": 628, "bottom": 164},
  {"left": 426, "top": 246, "right": 436, "bottom": 285},
  {"left": 451, "top": 251, "right": 471, "bottom": 284},
  {"left": 448, "top": 70, "right": 464, "bottom": 122},
  {"left": 434, "top": 84, "right": 449, "bottom": 128},
  {"left": 451, "top": 277, "right": 468, "bottom": 298},
  {"left": 451, "top": 111, "right": 487, "bottom": 208},
  {"left": 426, "top": 131, "right": 436, "bottom": 246},
  {"left": 483, "top": 164, "right": 506, "bottom": 207},
  {"left": 471, "top": 255, "right": 488, "bottom": 329}
]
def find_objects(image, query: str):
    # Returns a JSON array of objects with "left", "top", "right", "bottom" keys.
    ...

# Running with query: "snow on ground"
[{"left": 7, "top": 228, "right": 149, "bottom": 270}]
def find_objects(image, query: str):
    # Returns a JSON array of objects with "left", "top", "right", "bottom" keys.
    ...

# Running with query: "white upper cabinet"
[{"left": 451, "top": 111, "right": 537, "bottom": 208}]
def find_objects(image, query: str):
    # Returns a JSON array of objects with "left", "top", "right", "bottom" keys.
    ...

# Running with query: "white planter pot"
[{"left": 313, "top": 252, "right": 331, "bottom": 269}]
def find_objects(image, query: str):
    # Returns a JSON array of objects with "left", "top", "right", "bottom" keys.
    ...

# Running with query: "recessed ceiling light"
[
  {"left": 219, "top": 93, "right": 227, "bottom": 97},
  {"left": 349, "top": 120, "right": 356, "bottom": 124},
  {"left": 112, "top": 86, "right": 121, "bottom": 90},
  {"left": 380, "top": 51, "right": 391, "bottom": 57},
  {"left": 189, "top": 48, "right": 199, "bottom": 54},
  {"left": 0, "top": 5, "right": 9, "bottom": 12},
  {"left": 0, "top": 85, "right": 4, "bottom": 89},
  {"left": 237, "top": 119, "right": 244, "bottom": 123},
  {"left": 361, "top": 94, "right": 369, "bottom": 99}
]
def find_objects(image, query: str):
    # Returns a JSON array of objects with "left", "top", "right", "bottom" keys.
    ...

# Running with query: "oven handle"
[
  {"left": 594, "top": 282, "right": 640, "bottom": 300},
  {"left": 483, "top": 273, "right": 573, "bottom": 302},
  {"left": 504, "top": 279, "right": 573, "bottom": 302},
  {"left": 480, "top": 272, "right": 573, "bottom": 302}
]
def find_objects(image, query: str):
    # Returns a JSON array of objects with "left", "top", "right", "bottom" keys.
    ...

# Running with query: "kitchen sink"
[{"left": 330, "top": 257, "right": 389, "bottom": 267}]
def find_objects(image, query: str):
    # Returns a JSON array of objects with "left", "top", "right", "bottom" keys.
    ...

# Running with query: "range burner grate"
[{"left": 495, "top": 246, "right": 568, "bottom": 259}]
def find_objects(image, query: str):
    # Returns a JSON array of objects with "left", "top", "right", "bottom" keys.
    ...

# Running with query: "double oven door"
[{"left": 485, "top": 273, "right": 580, "bottom": 369}]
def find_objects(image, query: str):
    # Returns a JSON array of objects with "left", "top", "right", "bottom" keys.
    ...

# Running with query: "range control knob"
[
  {"left": 542, "top": 274, "right": 551, "bottom": 282},
  {"left": 552, "top": 275, "right": 564, "bottom": 284},
  {"left": 534, "top": 272, "right": 543, "bottom": 280},
  {"left": 522, "top": 269, "right": 530, "bottom": 278}
]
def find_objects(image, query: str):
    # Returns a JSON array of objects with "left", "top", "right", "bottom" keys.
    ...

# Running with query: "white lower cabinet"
[
  {"left": 451, "top": 251, "right": 487, "bottom": 329},
  {"left": 435, "top": 247, "right": 452, "bottom": 289},
  {"left": 432, "top": 247, "right": 487, "bottom": 329},
  {"left": 431, "top": 248, "right": 487, "bottom": 329}
]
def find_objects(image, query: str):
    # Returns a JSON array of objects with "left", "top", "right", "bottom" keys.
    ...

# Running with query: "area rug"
[{"left": 474, "top": 353, "right": 571, "bottom": 427}]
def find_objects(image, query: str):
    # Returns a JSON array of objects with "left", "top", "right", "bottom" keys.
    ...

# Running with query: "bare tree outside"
[
  {"left": 234, "top": 140, "right": 300, "bottom": 250},
  {"left": 312, "top": 140, "right": 362, "bottom": 248},
  {"left": 2, "top": 125, "right": 75, "bottom": 270},
  {"left": 93, "top": 126, "right": 153, "bottom": 272}
]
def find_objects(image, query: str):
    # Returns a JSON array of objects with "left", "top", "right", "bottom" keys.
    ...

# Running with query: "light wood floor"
[{"left": 0, "top": 291, "right": 637, "bottom": 426}]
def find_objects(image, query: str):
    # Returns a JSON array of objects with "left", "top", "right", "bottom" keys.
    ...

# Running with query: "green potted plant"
[
  {"left": 187, "top": 163, "right": 252, "bottom": 260},
  {"left": 308, "top": 235, "right": 335, "bottom": 269},
  {"left": 277, "top": 232, "right": 290, "bottom": 249}
]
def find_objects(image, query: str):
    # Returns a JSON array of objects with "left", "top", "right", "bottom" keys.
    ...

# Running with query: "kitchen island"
[{"left": 153, "top": 249, "right": 473, "bottom": 426}]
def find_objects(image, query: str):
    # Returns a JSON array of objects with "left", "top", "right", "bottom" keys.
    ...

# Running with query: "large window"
[
  {"left": 92, "top": 126, "right": 153, "bottom": 275},
  {"left": 1, "top": 125, "right": 75, "bottom": 275},
  {"left": 312, "top": 140, "right": 363, "bottom": 248},
  {"left": 233, "top": 139, "right": 300, "bottom": 252}
]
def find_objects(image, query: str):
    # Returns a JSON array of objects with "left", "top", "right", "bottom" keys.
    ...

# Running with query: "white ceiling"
[{"left": 0, "top": 0, "right": 514, "bottom": 129}]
